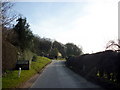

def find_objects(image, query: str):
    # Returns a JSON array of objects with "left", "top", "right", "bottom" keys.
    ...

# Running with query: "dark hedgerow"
[{"left": 66, "top": 50, "right": 120, "bottom": 88}]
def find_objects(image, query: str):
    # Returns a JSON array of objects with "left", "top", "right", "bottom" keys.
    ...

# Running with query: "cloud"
[
  {"left": 55, "top": 0, "right": 118, "bottom": 53},
  {"left": 30, "top": 0, "right": 118, "bottom": 53}
]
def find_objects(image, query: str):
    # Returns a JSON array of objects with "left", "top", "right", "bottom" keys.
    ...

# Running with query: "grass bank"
[
  {"left": 2, "top": 56, "right": 51, "bottom": 88},
  {"left": 57, "top": 58, "right": 66, "bottom": 60}
]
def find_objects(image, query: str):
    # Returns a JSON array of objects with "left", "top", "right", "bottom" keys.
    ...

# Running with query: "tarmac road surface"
[{"left": 31, "top": 60, "right": 101, "bottom": 88}]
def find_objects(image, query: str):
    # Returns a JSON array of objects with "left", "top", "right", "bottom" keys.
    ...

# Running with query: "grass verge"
[
  {"left": 2, "top": 56, "right": 51, "bottom": 88},
  {"left": 57, "top": 58, "right": 66, "bottom": 60}
]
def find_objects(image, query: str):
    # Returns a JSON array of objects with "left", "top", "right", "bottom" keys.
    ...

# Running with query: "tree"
[
  {"left": 14, "top": 17, "right": 33, "bottom": 51},
  {"left": 106, "top": 40, "right": 120, "bottom": 51},
  {"left": 32, "top": 35, "right": 53, "bottom": 56},
  {"left": 52, "top": 41, "right": 66, "bottom": 58},
  {"left": 1, "top": 2, "right": 18, "bottom": 27},
  {"left": 39, "top": 38, "right": 52, "bottom": 56},
  {"left": 65, "top": 43, "right": 82, "bottom": 57},
  {"left": 32, "top": 35, "right": 41, "bottom": 55},
  {"left": 49, "top": 48, "right": 59, "bottom": 59}
]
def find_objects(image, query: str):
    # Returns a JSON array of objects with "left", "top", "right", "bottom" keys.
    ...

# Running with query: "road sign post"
[{"left": 18, "top": 67, "right": 21, "bottom": 78}]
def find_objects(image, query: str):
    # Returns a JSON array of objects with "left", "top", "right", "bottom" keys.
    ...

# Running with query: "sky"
[{"left": 12, "top": 0, "right": 119, "bottom": 53}]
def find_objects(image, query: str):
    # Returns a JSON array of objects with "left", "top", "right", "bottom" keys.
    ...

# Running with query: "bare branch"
[
  {"left": 106, "top": 40, "right": 120, "bottom": 51},
  {"left": 1, "top": 2, "right": 18, "bottom": 27}
]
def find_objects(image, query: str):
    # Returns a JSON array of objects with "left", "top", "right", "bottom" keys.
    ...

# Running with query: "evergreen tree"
[{"left": 14, "top": 17, "right": 33, "bottom": 51}]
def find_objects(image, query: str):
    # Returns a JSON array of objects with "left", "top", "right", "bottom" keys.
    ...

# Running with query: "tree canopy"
[
  {"left": 65, "top": 43, "right": 83, "bottom": 57},
  {"left": 14, "top": 17, "right": 34, "bottom": 51},
  {"left": 2, "top": 2, "right": 83, "bottom": 59},
  {"left": 1, "top": 2, "right": 18, "bottom": 27}
]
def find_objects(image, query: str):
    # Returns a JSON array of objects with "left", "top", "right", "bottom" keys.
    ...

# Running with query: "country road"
[{"left": 31, "top": 60, "right": 101, "bottom": 88}]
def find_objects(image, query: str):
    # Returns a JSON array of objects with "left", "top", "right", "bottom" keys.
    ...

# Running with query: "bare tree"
[
  {"left": 106, "top": 40, "right": 120, "bottom": 51},
  {"left": 0, "top": 2, "right": 18, "bottom": 28}
]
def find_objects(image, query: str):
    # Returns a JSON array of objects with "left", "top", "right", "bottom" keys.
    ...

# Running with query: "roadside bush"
[
  {"left": 66, "top": 50, "right": 120, "bottom": 88},
  {"left": 32, "top": 55, "right": 37, "bottom": 61}
]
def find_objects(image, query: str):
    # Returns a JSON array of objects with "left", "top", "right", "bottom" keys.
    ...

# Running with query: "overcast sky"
[{"left": 12, "top": 0, "right": 119, "bottom": 53}]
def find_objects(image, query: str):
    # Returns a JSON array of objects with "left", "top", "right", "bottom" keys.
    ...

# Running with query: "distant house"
[{"left": 58, "top": 52, "right": 62, "bottom": 58}]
